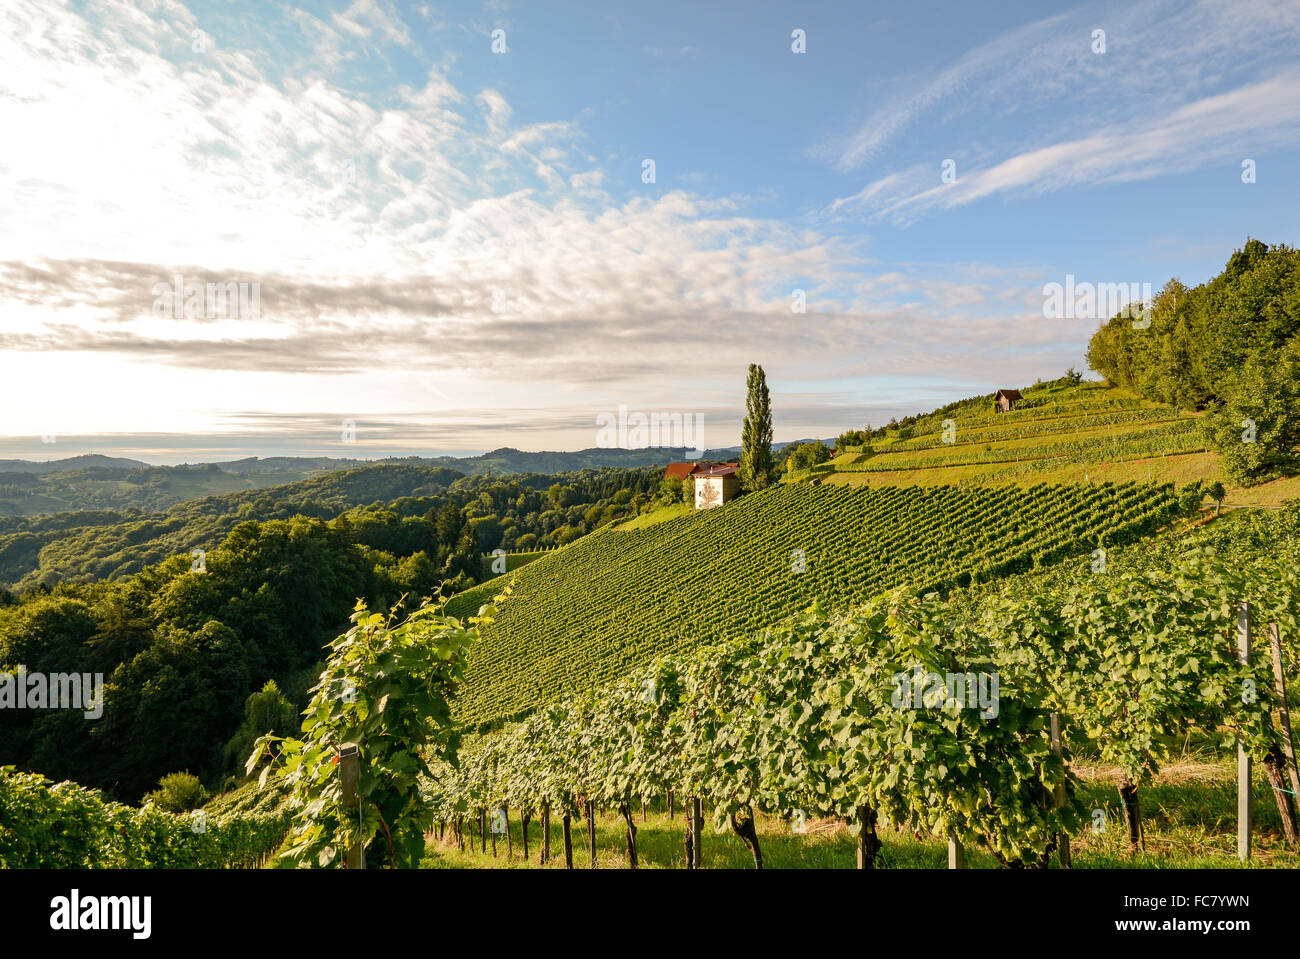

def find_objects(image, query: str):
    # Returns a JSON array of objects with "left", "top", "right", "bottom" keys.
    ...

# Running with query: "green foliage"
[
  {"left": 784, "top": 441, "right": 832, "bottom": 472},
  {"left": 432, "top": 538, "right": 1295, "bottom": 867},
  {"left": 1202, "top": 346, "right": 1300, "bottom": 485},
  {"left": 0, "top": 766, "right": 288, "bottom": 868},
  {"left": 739, "top": 364, "right": 775, "bottom": 492},
  {"left": 1177, "top": 480, "right": 1205, "bottom": 514},
  {"left": 1207, "top": 481, "right": 1226, "bottom": 507},
  {"left": 224, "top": 680, "right": 300, "bottom": 778},
  {"left": 836, "top": 429, "right": 872, "bottom": 449},
  {"left": 655, "top": 475, "right": 692, "bottom": 507},
  {"left": 248, "top": 596, "right": 491, "bottom": 868},
  {"left": 445, "top": 481, "right": 1181, "bottom": 731},
  {"left": 1088, "top": 241, "right": 1300, "bottom": 481},
  {"left": 142, "top": 771, "right": 209, "bottom": 812}
]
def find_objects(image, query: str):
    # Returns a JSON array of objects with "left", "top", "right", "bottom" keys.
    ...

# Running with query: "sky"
[{"left": 1, "top": 0, "right": 1298, "bottom": 463}]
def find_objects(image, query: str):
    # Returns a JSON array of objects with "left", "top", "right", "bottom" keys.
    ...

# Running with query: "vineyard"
[
  {"left": 817, "top": 381, "right": 1217, "bottom": 489},
  {"left": 425, "top": 543, "right": 1300, "bottom": 869},
  {"left": 446, "top": 481, "right": 1186, "bottom": 731},
  {"left": 0, "top": 767, "right": 290, "bottom": 868},
  {"left": 836, "top": 421, "right": 1206, "bottom": 473}
]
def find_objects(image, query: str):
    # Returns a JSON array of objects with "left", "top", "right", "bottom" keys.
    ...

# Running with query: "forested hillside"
[
  {"left": 0, "top": 464, "right": 663, "bottom": 590},
  {"left": 1088, "top": 239, "right": 1300, "bottom": 484},
  {"left": 0, "top": 458, "right": 371, "bottom": 516},
  {"left": 0, "top": 466, "right": 661, "bottom": 799},
  {"left": 0, "top": 464, "right": 461, "bottom": 589}
]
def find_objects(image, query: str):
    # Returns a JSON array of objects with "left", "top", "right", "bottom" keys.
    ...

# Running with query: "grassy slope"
[
  {"left": 478, "top": 548, "right": 554, "bottom": 580},
  {"left": 612, "top": 501, "right": 691, "bottom": 530}
]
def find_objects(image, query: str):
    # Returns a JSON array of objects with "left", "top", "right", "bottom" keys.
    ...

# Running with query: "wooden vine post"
[
  {"left": 1237, "top": 601, "right": 1251, "bottom": 863},
  {"left": 691, "top": 797, "right": 704, "bottom": 869},
  {"left": 562, "top": 808, "right": 574, "bottom": 869},
  {"left": 1050, "top": 712, "right": 1071, "bottom": 868},
  {"left": 541, "top": 802, "right": 550, "bottom": 864},
  {"left": 338, "top": 743, "right": 362, "bottom": 869},
  {"left": 1267, "top": 623, "right": 1300, "bottom": 846},
  {"left": 1269, "top": 625, "right": 1300, "bottom": 795},
  {"left": 947, "top": 837, "right": 965, "bottom": 869}
]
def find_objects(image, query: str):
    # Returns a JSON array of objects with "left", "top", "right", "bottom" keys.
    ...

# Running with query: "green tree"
[
  {"left": 1207, "top": 480, "right": 1226, "bottom": 516},
  {"left": 835, "top": 428, "right": 871, "bottom": 450},
  {"left": 142, "top": 771, "right": 208, "bottom": 812},
  {"left": 1204, "top": 346, "right": 1300, "bottom": 485},
  {"left": 435, "top": 501, "right": 465, "bottom": 551},
  {"left": 739, "top": 363, "right": 775, "bottom": 492},
  {"left": 224, "top": 679, "right": 300, "bottom": 777},
  {"left": 785, "top": 441, "right": 831, "bottom": 472}
]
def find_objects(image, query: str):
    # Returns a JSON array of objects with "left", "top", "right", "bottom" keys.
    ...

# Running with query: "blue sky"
[{"left": 1, "top": 0, "right": 1298, "bottom": 462}]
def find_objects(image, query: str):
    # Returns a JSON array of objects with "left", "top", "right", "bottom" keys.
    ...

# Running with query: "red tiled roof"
[{"left": 663, "top": 462, "right": 701, "bottom": 480}]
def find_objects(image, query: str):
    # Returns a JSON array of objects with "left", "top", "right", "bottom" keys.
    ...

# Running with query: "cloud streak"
[{"left": 826, "top": 0, "right": 1300, "bottom": 220}]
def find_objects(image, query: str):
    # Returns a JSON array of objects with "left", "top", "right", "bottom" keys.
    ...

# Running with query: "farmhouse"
[
  {"left": 693, "top": 463, "right": 739, "bottom": 510},
  {"left": 993, "top": 388, "right": 1022, "bottom": 413}
]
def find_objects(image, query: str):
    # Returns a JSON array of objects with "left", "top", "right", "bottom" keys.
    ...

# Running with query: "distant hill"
[
  {"left": 403, "top": 445, "right": 791, "bottom": 476},
  {"left": 213, "top": 456, "right": 370, "bottom": 474},
  {"left": 0, "top": 454, "right": 150, "bottom": 474},
  {"left": 0, "top": 444, "right": 818, "bottom": 517}
]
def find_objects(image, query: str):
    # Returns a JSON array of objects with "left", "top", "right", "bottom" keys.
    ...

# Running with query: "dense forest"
[
  {"left": 0, "top": 465, "right": 661, "bottom": 799},
  {"left": 0, "top": 464, "right": 660, "bottom": 591},
  {"left": 1087, "top": 239, "right": 1300, "bottom": 483}
]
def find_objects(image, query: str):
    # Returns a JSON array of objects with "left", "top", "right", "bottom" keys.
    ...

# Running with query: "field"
[{"left": 447, "top": 479, "right": 1182, "bottom": 730}]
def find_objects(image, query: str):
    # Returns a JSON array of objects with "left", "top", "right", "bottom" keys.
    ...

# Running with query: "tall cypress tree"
[{"left": 739, "top": 363, "right": 774, "bottom": 492}]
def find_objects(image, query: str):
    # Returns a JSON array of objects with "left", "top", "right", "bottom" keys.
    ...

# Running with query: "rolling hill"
[
  {"left": 446, "top": 479, "right": 1183, "bottom": 731},
  {"left": 444, "top": 377, "right": 1300, "bottom": 734},
  {"left": 806, "top": 379, "right": 1300, "bottom": 505}
]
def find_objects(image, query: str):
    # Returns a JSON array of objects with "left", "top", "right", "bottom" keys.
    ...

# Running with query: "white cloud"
[
  {"left": 825, "top": 0, "right": 1300, "bottom": 220},
  {"left": 834, "top": 67, "right": 1300, "bottom": 221},
  {"left": 332, "top": 0, "right": 415, "bottom": 50},
  {"left": 0, "top": 0, "right": 1105, "bottom": 451}
]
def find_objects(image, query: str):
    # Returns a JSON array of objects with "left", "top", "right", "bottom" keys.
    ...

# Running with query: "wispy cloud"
[
  {"left": 825, "top": 0, "right": 1300, "bottom": 219},
  {"left": 832, "top": 66, "right": 1300, "bottom": 221}
]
